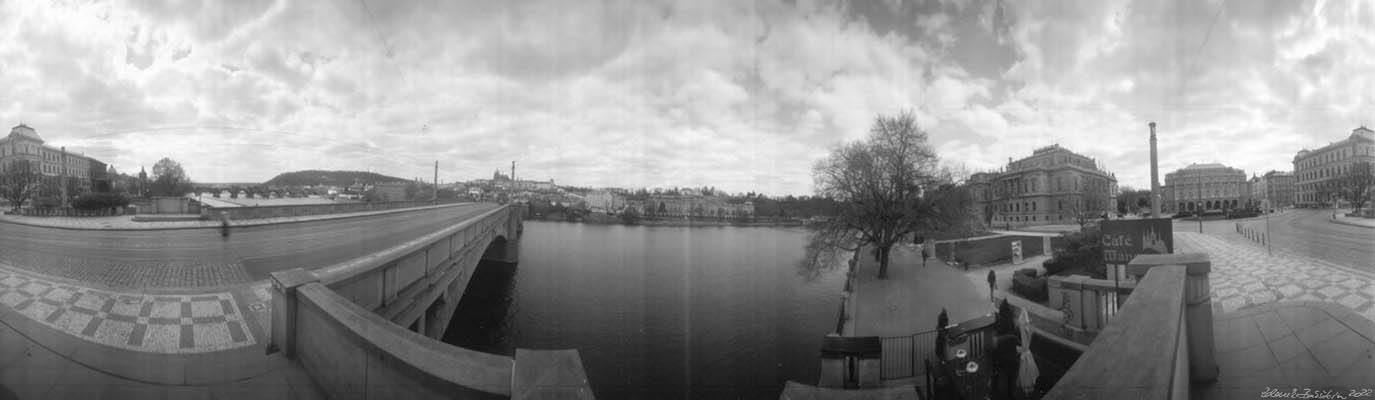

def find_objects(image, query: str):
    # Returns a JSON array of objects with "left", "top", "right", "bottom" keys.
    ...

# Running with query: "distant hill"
[{"left": 263, "top": 170, "right": 410, "bottom": 187}]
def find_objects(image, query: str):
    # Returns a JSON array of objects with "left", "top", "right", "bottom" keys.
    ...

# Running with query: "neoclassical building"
[
  {"left": 1162, "top": 163, "right": 1248, "bottom": 213},
  {"left": 1249, "top": 170, "right": 1295, "bottom": 210},
  {"left": 1293, "top": 126, "right": 1375, "bottom": 207},
  {"left": 0, "top": 124, "right": 107, "bottom": 200},
  {"left": 969, "top": 144, "right": 1117, "bottom": 227}
]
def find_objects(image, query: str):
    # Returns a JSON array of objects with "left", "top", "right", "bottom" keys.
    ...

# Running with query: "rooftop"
[{"left": 7, "top": 123, "right": 43, "bottom": 143}]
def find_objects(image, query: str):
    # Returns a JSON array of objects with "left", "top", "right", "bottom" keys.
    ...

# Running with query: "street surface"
[
  {"left": 1179, "top": 209, "right": 1374, "bottom": 274},
  {"left": 0, "top": 202, "right": 498, "bottom": 289}
]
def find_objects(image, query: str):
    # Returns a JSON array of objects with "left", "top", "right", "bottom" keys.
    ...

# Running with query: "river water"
[{"left": 442, "top": 221, "right": 845, "bottom": 399}]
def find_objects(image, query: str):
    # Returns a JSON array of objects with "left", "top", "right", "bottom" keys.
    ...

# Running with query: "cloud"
[{"left": 0, "top": 0, "right": 1369, "bottom": 196}]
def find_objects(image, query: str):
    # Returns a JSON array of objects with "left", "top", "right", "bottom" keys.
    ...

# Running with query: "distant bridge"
[{"left": 268, "top": 204, "right": 592, "bottom": 399}]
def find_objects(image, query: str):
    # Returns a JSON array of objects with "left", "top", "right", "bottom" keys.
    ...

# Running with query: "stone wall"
[{"left": 205, "top": 199, "right": 462, "bottom": 220}]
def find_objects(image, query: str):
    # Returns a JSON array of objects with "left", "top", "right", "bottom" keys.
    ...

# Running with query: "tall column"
[{"left": 1149, "top": 122, "right": 1161, "bottom": 217}]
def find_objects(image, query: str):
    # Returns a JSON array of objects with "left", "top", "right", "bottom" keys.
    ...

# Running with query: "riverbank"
[{"left": 526, "top": 213, "right": 807, "bottom": 227}]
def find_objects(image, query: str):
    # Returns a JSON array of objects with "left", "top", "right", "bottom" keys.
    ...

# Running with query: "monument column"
[{"left": 1150, "top": 122, "right": 1161, "bottom": 216}]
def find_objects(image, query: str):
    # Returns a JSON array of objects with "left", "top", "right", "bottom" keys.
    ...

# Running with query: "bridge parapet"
[
  {"left": 269, "top": 204, "right": 589, "bottom": 399},
  {"left": 1044, "top": 253, "right": 1215, "bottom": 399}
]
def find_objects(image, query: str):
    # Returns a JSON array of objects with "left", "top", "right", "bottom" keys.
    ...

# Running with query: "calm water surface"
[{"left": 443, "top": 221, "right": 844, "bottom": 399}]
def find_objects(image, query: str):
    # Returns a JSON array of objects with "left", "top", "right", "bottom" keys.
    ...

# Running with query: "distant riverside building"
[
  {"left": 585, "top": 190, "right": 625, "bottom": 213},
  {"left": 968, "top": 144, "right": 1118, "bottom": 227},
  {"left": 1293, "top": 126, "right": 1375, "bottom": 207},
  {"left": 1162, "top": 163, "right": 1247, "bottom": 213},
  {"left": 646, "top": 195, "right": 754, "bottom": 219},
  {"left": 1249, "top": 170, "right": 1295, "bottom": 210},
  {"left": 0, "top": 124, "right": 108, "bottom": 199}
]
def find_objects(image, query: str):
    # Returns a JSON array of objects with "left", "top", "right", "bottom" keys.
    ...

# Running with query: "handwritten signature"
[{"left": 1262, "top": 387, "right": 1373, "bottom": 399}]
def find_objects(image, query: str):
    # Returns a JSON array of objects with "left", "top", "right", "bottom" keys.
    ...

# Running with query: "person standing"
[
  {"left": 987, "top": 269, "right": 997, "bottom": 302},
  {"left": 219, "top": 211, "right": 231, "bottom": 239}
]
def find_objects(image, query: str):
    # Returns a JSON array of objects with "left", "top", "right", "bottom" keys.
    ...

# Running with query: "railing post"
[
  {"left": 1127, "top": 253, "right": 1218, "bottom": 383},
  {"left": 268, "top": 268, "right": 320, "bottom": 357}
]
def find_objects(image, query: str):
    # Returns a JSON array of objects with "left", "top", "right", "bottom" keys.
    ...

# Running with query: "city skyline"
[{"left": 1, "top": 1, "right": 1371, "bottom": 196}]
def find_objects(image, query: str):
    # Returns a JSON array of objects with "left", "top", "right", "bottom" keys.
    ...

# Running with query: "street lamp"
[
  {"left": 1197, "top": 201, "right": 1203, "bottom": 233},
  {"left": 1264, "top": 193, "right": 1273, "bottom": 256}
]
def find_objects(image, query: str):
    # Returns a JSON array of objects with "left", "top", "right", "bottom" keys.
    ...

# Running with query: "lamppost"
[
  {"left": 1197, "top": 201, "right": 1204, "bottom": 233},
  {"left": 1264, "top": 193, "right": 1273, "bottom": 256}
]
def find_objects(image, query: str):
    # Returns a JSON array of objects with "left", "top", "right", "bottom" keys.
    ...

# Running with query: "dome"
[{"left": 8, "top": 124, "right": 43, "bottom": 143}]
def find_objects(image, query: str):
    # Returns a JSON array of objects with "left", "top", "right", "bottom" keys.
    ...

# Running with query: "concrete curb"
[
  {"left": 0, "top": 202, "right": 479, "bottom": 231},
  {"left": 1329, "top": 216, "right": 1375, "bottom": 229}
]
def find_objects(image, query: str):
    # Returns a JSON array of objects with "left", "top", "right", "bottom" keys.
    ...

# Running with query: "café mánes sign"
[{"left": 1100, "top": 219, "right": 1173, "bottom": 265}]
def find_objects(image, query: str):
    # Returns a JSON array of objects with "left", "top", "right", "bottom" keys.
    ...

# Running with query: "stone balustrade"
[
  {"left": 1047, "top": 274, "right": 1135, "bottom": 342},
  {"left": 205, "top": 199, "right": 466, "bottom": 220},
  {"left": 1044, "top": 253, "right": 1215, "bottom": 399}
]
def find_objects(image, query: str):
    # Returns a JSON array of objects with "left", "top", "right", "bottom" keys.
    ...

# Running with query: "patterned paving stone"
[
  {"left": 1175, "top": 232, "right": 1374, "bottom": 316},
  {"left": 0, "top": 265, "right": 255, "bottom": 354}
]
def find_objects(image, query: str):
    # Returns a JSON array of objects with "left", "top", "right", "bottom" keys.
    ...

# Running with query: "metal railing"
[{"left": 878, "top": 329, "right": 939, "bottom": 380}]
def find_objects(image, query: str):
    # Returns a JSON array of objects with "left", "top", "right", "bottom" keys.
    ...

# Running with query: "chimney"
[{"left": 1149, "top": 122, "right": 1161, "bottom": 217}]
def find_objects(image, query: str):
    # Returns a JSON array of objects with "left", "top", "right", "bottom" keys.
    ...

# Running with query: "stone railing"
[
  {"left": 204, "top": 198, "right": 466, "bottom": 220},
  {"left": 1047, "top": 275, "right": 1135, "bottom": 343},
  {"left": 15, "top": 206, "right": 131, "bottom": 217},
  {"left": 1044, "top": 253, "right": 1215, "bottom": 399},
  {"left": 269, "top": 205, "right": 592, "bottom": 399}
]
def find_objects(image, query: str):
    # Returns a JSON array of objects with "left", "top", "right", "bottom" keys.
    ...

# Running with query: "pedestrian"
[
  {"left": 992, "top": 333, "right": 1022, "bottom": 400},
  {"left": 219, "top": 211, "right": 231, "bottom": 239},
  {"left": 921, "top": 246, "right": 929, "bottom": 267},
  {"left": 987, "top": 269, "right": 997, "bottom": 302}
]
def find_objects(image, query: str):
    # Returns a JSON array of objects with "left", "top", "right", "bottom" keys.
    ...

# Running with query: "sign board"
[
  {"left": 1100, "top": 218, "right": 1174, "bottom": 265},
  {"left": 1011, "top": 241, "right": 1023, "bottom": 265}
]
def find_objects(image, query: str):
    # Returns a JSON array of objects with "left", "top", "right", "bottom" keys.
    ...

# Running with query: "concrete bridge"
[{"left": 268, "top": 204, "right": 593, "bottom": 399}]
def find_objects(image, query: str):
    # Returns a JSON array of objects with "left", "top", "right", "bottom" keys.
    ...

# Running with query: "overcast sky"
[{"left": 2, "top": 1, "right": 1371, "bottom": 196}]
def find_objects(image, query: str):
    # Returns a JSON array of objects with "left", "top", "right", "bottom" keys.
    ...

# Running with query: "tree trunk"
[{"left": 876, "top": 245, "right": 892, "bottom": 279}]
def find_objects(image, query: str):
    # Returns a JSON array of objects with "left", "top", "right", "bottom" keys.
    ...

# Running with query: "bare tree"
[
  {"left": 806, "top": 111, "right": 965, "bottom": 279},
  {"left": 0, "top": 160, "right": 41, "bottom": 211},
  {"left": 150, "top": 157, "right": 193, "bottom": 197},
  {"left": 1337, "top": 161, "right": 1375, "bottom": 214},
  {"left": 1059, "top": 187, "right": 1111, "bottom": 230}
]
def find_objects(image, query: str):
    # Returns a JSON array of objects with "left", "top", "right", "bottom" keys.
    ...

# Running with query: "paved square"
[
  {"left": 1175, "top": 232, "right": 1375, "bottom": 323},
  {"left": 0, "top": 265, "right": 256, "bottom": 354}
]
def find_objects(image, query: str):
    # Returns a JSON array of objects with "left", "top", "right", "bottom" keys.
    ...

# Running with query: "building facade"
[
  {"left": 646, "top": 195, "right": 754, "bottom": 219},
  {"left": 1162, "top": 163, "right": 1248, "bottom": 213},
  {"left": 585, "top": 190, "right": 625, "bottom": 213},
  {"left": 1293, "top": 126, "right": 1375, "bottom": 207},
  {"left": 1249, "top": 170, "right": 1295, "bottom": 210},
  {"left": 0, "top": 124, "right": 107, "bottom": 202},
  {"left": 970, "top": 145, "right": 1118, "bottom": 227}
]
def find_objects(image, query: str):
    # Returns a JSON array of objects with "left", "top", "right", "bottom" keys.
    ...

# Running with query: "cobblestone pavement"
[
  {"left": 0, "top": 264, "right": 257, "bottom": 354},
  {"left": 1174, "top": 232, "right": 1375, "bottom": 323},
  {"left": 0, "top": 250, "right": 251, "bottom": 289}
]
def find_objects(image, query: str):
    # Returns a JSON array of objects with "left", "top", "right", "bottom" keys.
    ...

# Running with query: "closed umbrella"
[{"left": 1017, "top": 309, "right": 1040, "bottom": 393}]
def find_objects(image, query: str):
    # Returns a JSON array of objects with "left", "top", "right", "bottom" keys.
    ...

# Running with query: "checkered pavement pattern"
[
  {"left": 0, "top": 266, "right": 256, "bottom": 354},
  {"left": 1175, "top": 232, "right": 1375, "bottom": 323}
]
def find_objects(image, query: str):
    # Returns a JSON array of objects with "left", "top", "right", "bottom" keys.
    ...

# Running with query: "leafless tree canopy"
[
  {"left": 0, "top": 159, "right": 42, "bottom": 211},
  {"left": 1337, "top": 161, "right": 1374, "bottom": 213},
  {"left": 802, "top": 111, "right": 970, "bottom": 279}
]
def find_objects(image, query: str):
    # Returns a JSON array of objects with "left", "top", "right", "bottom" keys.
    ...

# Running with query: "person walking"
[
  {"left": 219, "top": 211, "right": 231, "bottom": 239},
  {"left": 921, "top": 245, "right": 929, "bottom": 267},
  {"left": 987, "top": 269, "right": 997, "bottom": 303}
]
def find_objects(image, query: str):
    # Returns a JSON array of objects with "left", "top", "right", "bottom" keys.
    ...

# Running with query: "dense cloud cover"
[{"left": 1, "top": 0, "right": 1370, "bottom": 195}]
